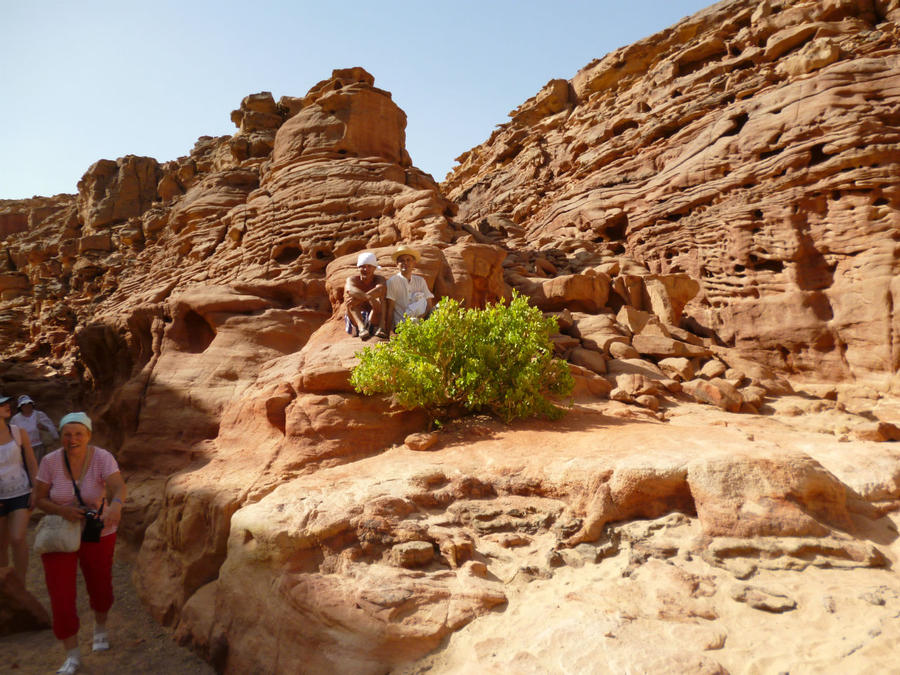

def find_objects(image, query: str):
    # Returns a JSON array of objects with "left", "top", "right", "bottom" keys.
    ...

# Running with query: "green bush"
[{"left": 350, "top": 293, "right": 574, "bottom": 423}]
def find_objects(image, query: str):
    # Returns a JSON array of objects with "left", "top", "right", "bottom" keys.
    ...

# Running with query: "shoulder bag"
[{"left": 33, "top": 513, "right": 83, "bottom": 554}]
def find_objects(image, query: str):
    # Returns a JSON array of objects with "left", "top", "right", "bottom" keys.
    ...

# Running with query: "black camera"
[{"left": 82, "top": 509, "right": 104, "bottom": 543}]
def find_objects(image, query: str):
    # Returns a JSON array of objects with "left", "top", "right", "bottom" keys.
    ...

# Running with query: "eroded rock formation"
[
  {"left": 444, "top": 0, "right": 900, "bottom": 387},
  {"left": 0, "top": 568, "right": 51, "bottom": 635},
  {"left": 1, "top": 1, "right": 899, "bottom": 672}
]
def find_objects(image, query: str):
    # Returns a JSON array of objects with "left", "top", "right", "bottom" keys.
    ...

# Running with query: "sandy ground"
[{"left": 0, "top": 525, "right": 212, "bottom": 675}]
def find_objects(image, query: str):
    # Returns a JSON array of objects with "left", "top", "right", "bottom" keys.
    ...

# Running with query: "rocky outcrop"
[
  {"left": 0, "top": 567, "right": 51, "bottom": 635},
  {"left": 169, "top": 406, "right": 900, "bottom": 673},
  {"left": 77, "top": 156, "right": 162, "bottom": 230},
  {"left": 444, "top": 0, "right": 900, "bottom": 386},
  {"left": 1, "top": 6, "right": 900, "bottom": 671}
]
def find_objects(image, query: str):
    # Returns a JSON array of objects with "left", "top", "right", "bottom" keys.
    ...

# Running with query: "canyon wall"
[
  {"left": 1, "top": 1, "right": 899, "bottom": 672},
  {"left": 444, "top": 0, "right": 900, "bottom": 386}
]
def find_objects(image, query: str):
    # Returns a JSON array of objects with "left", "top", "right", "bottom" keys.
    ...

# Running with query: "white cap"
[
  {"left": 356, "top": 251, "right": 380, "bottom": 268},
  {"left": 17, "top": 395, "right": 34, "bottom": 406}
]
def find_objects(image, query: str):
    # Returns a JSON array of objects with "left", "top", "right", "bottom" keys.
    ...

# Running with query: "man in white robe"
[{"left": 386, "top": 246, "right": 434, "bottom": 331}]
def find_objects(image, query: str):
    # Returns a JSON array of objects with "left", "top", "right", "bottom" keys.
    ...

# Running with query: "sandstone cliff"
[
  {"left": 0, "top": 1, "right": 899, "bottom": 672},
  {"left": 444, "top": 0, "right": 900, "bottom": 387}
]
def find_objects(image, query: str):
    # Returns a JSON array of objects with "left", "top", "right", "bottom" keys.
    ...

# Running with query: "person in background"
[
  {"left": 12, "top": 394, "right": 59, "bottom": 465},
  {"left": 344, "top": 251, "right": 390, "bottom": 340},
  {"left": 0, "top": 393, "right": 38, "bottom": 585},
  {"left": 386, "top": 245, "right": 434, "bottom": 331},
  {"left": 34, "top": 412, "right": 126, "bottom": 675}
]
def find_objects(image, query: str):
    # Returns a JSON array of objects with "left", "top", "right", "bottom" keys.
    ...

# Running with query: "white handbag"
[{"left": 33, "top": 514, "right": 82, "bottom": 554}]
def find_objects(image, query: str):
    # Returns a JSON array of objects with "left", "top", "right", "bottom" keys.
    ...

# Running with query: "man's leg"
[
  {"left": 345, "top": 298, "right": 370, "bottom": 337},
  {"left": 385, "top": 299, "right": 396, "bottom": 334},
  {"left": 349, "top": 306, "right": 372, "bottom": 339},
  {"left": 370, "top": 286, "right": 389, "bottom": 337}
]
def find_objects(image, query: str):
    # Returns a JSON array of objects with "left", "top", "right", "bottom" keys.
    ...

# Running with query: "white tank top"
[{"left": 0, "top": 426, "right": 30, "bottom": 499}]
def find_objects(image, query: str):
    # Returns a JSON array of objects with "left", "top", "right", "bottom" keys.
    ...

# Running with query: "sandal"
[
  {"left": 92, "top": 632, "right": 110, "bottom": 651},
  {"left": 57, "top": 656, "right": 80, "bottom": 674},
  {"left": 374, "top": 328, "right": 389, "bottom": 339},
  {"left": 359, "top": 327, "right": 372, "bottom": 341}
]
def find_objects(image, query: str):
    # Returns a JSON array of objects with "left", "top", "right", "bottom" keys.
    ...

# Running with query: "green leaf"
[{"left": 351, "top": 292, "right": 574, "bottom": 423}]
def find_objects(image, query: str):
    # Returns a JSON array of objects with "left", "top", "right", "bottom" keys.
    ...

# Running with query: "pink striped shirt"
[{"left": 37, "top": 446, "right": 121, "bottom": 535}]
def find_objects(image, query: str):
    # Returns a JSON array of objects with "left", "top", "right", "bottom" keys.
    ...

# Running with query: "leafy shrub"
[{"left": 350, "top": 293, "right": 574, "bottom": 423}]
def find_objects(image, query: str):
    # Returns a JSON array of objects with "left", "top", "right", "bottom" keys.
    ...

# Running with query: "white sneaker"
[
  {"left": 57, "top": 656, "right": 80, "bottom": 674},
  {"left": 92, "top": 631, "right": 110, "bottom": 651}
]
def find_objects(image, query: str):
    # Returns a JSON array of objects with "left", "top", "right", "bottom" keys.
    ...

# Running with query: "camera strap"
[{"left": 62, "top": 446, "right": 99, "bottom": 512}]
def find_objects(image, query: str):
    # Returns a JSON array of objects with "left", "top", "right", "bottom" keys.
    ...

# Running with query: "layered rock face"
[
  {"left": 444, "top": 0, "right": 900, "bottom": 386},
  {"left": 0, "top": 3, "right": 899, "bottom": 672},
  {"left": 0, "top": 68, "right": 522, "bottom": 670}
]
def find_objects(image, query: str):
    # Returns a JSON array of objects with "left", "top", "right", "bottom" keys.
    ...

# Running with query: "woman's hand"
[
  {"left": 102, "top": 501, "right": 123, "bottom": 529},
  {"left": 59, "top": 505, "right": 86, "bottom": 523}
]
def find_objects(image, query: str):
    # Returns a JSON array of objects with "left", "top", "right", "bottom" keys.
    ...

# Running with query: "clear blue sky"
[{"left": 1, "top": 0, "right": 712, "bottom": 199}]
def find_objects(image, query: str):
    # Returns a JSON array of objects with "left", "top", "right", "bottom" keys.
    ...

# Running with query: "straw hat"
[{"left": 392, "top": 245, "right": 421, "bottom": 262}]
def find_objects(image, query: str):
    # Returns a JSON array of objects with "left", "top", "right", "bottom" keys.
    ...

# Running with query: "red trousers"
[{"left": 41, "top": 532, "right": 117, "bottom": 640}]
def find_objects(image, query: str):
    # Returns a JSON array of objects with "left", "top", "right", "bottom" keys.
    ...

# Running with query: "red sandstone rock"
[
  {"left": 568, "top": 363, "right": 613, "bottom": 398},
  {"left": 615, "top": 373, "right": 663, "bottom": 398},
  {"left": 658, "top": 357, "right": 695, "bottom": 381},
  {"left": 635, "top": 394, "right": 660, "bottom": 411},
  {"left": 77, "top": 156, "right": 161, "bottom": 230},
  {"left": 683, "top": 377, "right": 744, "bottom": 412},
  {"left": 607, "top": 357, "right": 667, "bottom": 381},
  {"left": 853, "top": 421, "right": 900, "bottom": 442},
  {"left": 0, "top": 567, "right": 51, "bottom": 635},
  {"left": 569, "top": 312, "right": 630, "bottom": 354},
  {"left": 444, "top": 0, "right": 900, "bottom": 382},
  {"left": 1, "top": 7, "right": 900, "bottom": 672},
  {"left": 406, "top": 432, "right": 440, "bottom": 452},
  {"left": 700, "top": 359, "right": 728, "bottom": 379},
  {"left": 632, "top": 334, "right": 691, "bottom": 358},
  {"left": 569, "top": 346, "right": 607, "bottom": 375},
  {"left": 608, "top": 341, "right": 640, "bottom": 360},
  {"left": 616, "top": 306, "right": 653, "bottom": 335},
  {"left": 687, "top": 452, "right": 854, "bottom": 537}
]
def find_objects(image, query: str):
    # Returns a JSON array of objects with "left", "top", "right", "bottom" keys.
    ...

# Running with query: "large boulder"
[
  {"left": 0, "top": 567, "right": 51, "bottom": 635},
  {"left": 77, "top": 155, "right": 161, "bottom": 230},
  {"left": 687, "top": 452, "right": 855, "bottom": 537}
]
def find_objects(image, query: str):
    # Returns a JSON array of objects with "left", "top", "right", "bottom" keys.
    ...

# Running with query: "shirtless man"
[{"left": 344, "top": 251, "right": 389, "bottom": 340}]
